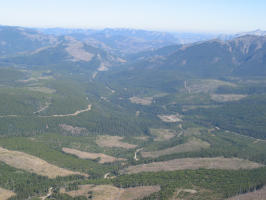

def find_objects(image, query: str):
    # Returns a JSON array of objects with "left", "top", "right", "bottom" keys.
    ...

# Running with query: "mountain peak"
[{"left": 236, "top": 29, "right": 266, "bottom": 37}]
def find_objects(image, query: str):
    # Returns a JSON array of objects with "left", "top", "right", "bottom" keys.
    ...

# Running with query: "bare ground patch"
[
  {"left": 59, "top": 124, "right": 87, "bottom": 135},
  {"left": 122, "top": 157, "right": 263, "bottom": 174},
  {"left": 96, "top": 136, "right": 137, "bottom": 149},
  {"left": 227, "top": 186, "right": 266, "bottom": 200},
  {"left": 27, "top": 87, "right": 56, "bottom": 94},
  {"left": 60, "top": 184, "right": 160, "bottom": 200},
  {"left": 150, "top": 129, "right": 176, "bottom": 141},
  {"left": 120, "top": 186, "right": 160, "bottom": 200},
  {"left": 185, "top": 79, "right": 235, "bottom": 94},
  {"left": 158, "top": 113, "right": 183, "bottom": 122},
  {"left": 0, "top": 115, "right": 18, "bottom": 118},
  {"left": 172, "top": 187, "right": 218, "bottom": 200},
  {"left": 0, "top": 147, "right": 85, "bottom": 178},
  {"left": 134, "top": 136, "right": 149, "bottom": 141},
  {"left": 98, "top": 63, "right": 109, "bottom": 71},
  {"left": 18, "top": 75, "right": 53, "bottom": 83},
  {"left": 172, "top": 188, "right": 197, "bottom": 200},
  {"left": 0, "top": 187, "right": 16, "bottom": 200},
  {"left": 141, "top": 138, "right": 210, "bottom": 158},
  {"left": 182, "top": 128, "right": 202, "bottom": 137},
  {"left": 182, "top": 105, "right": 220, "bottom": 112},
  {"left": 60, "top": 185, "right": 118, "bottom": 200},
  {"left": 211, "top": 94, "right": 247, "bottom": 102},
  {"left": 65, "top": 37, "right": 94, "bottom": 62},
  {"left": 62, "top": 147, "right": 125, "bottom": 163},
  {"left": 129, "top": 97, "right": 153, "bottom": 105}
]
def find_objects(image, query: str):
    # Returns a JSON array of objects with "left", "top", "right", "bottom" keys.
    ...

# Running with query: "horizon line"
[{"left": 0, "top": 23, "right": 264, "bottom": 35}]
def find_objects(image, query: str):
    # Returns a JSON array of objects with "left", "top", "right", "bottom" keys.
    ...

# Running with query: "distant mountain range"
[
  {"left": 236, "top": 29, "right": 266, "bottom": 37},
  {"left": 0, "top": 25, "right": 56, "bottom": 56},
  {"left": 1, "top": 25, "right": 266, "bottom": 77},
  {"left": 217, "top": 29, "right": 266, "bottom": 41},
  {"left": 129, "top": 35, "right": 266, "bottom": 77},
  {"left": 0, "top": 26, "right": 125, "bottom": 71},
  {"left": 38, "top": 27, "right": 227, "bottom": 54}
]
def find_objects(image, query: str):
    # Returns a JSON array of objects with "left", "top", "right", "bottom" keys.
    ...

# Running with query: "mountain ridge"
[{"left": 128, "top": 34, "right": 266, "bottom": 77}]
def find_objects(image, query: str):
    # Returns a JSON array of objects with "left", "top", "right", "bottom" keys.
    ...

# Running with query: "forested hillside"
[{"left": 0, "top": 25, "right": 266, "bottom": 200}]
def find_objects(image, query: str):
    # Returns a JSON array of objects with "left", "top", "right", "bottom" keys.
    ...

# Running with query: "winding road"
[
  {"left": 40, "top": 187, "right": 53, "bottom": 200},
  {"left": 184, "top": 80, "right": 191, "bottom": 94},
  {"left": 104, "top": 172, "right": 110, "bottom": 179},
  {"left": 40, "top": 104, "right": 91, "bottom": 117},
  {"left": 134, "top": 148, "right": 143, "bottom": 161},
  {"left": 0, "top": 105, "right": 92, "bottom": 118}
]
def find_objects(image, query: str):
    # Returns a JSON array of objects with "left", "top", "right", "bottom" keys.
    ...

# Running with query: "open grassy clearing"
[
  {"left": 0, "top": 187, "right": 16, "bottom": 200},
  {"left": 113, "top": 167, "right": 266, "bottom": 200},
  {"left": 27, "top": 86, "right": 56, "bottom": 94},
  {"left": 62, "top": 147, "right": 125, "bottom": 163},
  {"left": 210, "top": 94, "right": 247, "bottom": 102},
  {"left": 129, "top": 96, "right": 153, "bottom": 105},
  {"left": 18, "top": 75, "right": 53, "bottom": 83},
  {"left": 166, "top": 92, "right": 213, "bottom": 106},
  {"left": 119, "top": 186, "right": 161, "bottom": 200},
  {"left": 171, "top": 188, "right": 197, "bottom": 200},
  {"left": 65, "top": 38, "right": 94, "bottom": 62},
  {"left": 96, "top": 136, "right": 137, "bottom": 149},
  {"left": 226, "top": 186, "right": 266, "bottom": 200},
  {"left": 158, "top": 113, "right": 183, "bottom": 122},
  {"left": 0, "top": 146, "right": 85, "bottom": 178},
  {"left": 134, "top": 136, "right": 149, "bottom": 141},
  {"left": 35, "top": 133, "right": 101, "bottom": 154},
  {"left": 182, "top": 127, "right": 202, "bottom": 137},
  {"left": 59, "top": 124, "right": 87, "bottom": 135},
  {"left": 141, "top": 138, "right": 210, "bottom": 158},
  {"left": 60, "top": 184, "right": 160, "bottom": 200},
  {"left": 17, "top": 70, "right": 53, "bottom": 83},
  {"left": 98, "top": 63, "right": 109, "bottom": 71},
  {"left": 171, "top": 187, "right": 219, "bottom": 200},
  {"left": 150, "top": 128, "right": 176, "bottom": 141},
  {"left": 61, "top": 185, "right": 119, "bottom": 200},
  {"left": 0, "top": 136, "right": 112, "bottom": 177},
  {"left": 122, "top": 157, "right": 263, "bottom": 174},
  {"left": 182, "top": 105, "right": 220, "bottom": 112},
  {"left": 186, "top": 79, "right": 235, "bottom": 94}
]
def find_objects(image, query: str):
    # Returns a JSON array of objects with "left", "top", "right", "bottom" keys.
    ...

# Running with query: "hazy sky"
[{"left": 1, "top": 0, "right": 265, "bottom": 32}]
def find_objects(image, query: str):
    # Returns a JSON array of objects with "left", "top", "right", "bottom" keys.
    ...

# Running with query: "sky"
[{"left": 0, "top": 0, "right": 266, "bottom": 33}]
